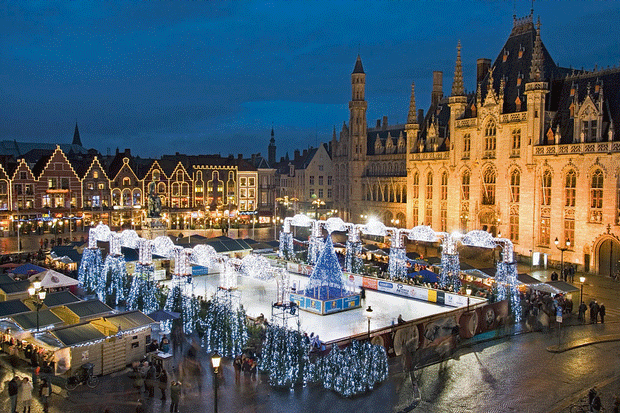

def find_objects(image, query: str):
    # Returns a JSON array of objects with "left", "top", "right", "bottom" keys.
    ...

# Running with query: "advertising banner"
[{"left": 362, "top": 277, "right": 378, "bottom": 290}]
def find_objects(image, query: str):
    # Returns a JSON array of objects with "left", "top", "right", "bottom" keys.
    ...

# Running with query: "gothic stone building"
[{"left": 332, "top": 14, "right": 620, "bottom": 275}]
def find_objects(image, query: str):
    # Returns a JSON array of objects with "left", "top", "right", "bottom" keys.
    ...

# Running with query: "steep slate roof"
[
  {"left": 0, "top": 141, "right": 87, "bottom": 158},
  {"left": 353, "top": 55, "right": 364, "bottom": 74},
  {"left": 366, "top": 125, "right": 406, "bottom": 156},
  {"left": 550, "top": 69, "right": 620, "bottom": 144}
]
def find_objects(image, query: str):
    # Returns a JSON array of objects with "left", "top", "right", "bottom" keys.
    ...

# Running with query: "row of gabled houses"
[{"left": 0, "top": 138, "right": 281, "bottom": 235}]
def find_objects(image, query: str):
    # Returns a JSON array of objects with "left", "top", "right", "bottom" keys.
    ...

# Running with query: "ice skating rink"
[{"left": 171, "top": 272, "right": 454, "bottom": 343}]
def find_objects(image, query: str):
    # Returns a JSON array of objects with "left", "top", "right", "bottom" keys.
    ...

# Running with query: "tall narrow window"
[
  {"left": 565, "top": 170, "right": 576, "bottom": 207},
  {"left": 426, "top": 172, "right": 433, "bottom": 200},
  {"left": 412, "top": 172, "right": 419, "bottom": 198},
  {"left": 590, "top": 169, "right": 603, "bottom": 222},
  {"left": 616, "top": 175, "right": 620, "bottom": 225},
  {"left": 510, "top": 169, "right": 520, "bottom": 203},
  {"left": 440, "top": 172, "right": 448, "bottom": 201},
  {"left": 461, "top": 171, "right": 470, "bottom": 200},
  {"left": 512, "top": 128, "right": 521, "bottom": 150},
  {"left": 541, "top": 170, "right": 552, "bottom": 206},
  {"left": 509, "top": 206, "right": 519, "bottom": 243},
  {"left": 463, "top": 134, "right": 471, "bottom": 158},
  {"left": 540, "top": 216, "right": 550, "bottom": 246},
  {"left": 564, "top": 219, "right": 574, "bottom": 247},
  {"left": 482, "top": 167, "right": 496, "bottom": 205},
  {"left": 484, "top": 120, "right": 497, "bottom": 157}
]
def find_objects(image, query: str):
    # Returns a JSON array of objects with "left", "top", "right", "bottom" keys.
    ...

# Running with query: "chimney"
[
  {"left": 431, "top": 71, "right": 443, "bottom": 106},
  {"left": 382, "top": 116, "right": 388, "bottom": 131},
  {"left": 302, "top": 149, "right": 308, "bottom": 158},
  {"left": 418, "top": 109, "right": 424, "bottom": 124},
  {"left": 238, "top": 153, "right": 243, "bottom": 160},
  {"left": 376, "top": 119, "right": 381, "bottom": 128},
  {"left": 294, "top": 149, "right": 300, "bottom": 160},
  {"left": 250, "top": 154, "right": 255, "bottom": 163},
  {"left": 477, "top": 58, "right": 491, "bottom": 84}
]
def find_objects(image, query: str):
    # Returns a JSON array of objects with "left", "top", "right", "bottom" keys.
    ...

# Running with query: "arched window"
[
  {"left": 153, "top": 170, "right": 160, "bottom": 181},
  {"left": 512, "top": 128, "right": 521, "bottom": 150},
  {"left": 590, "top": 169, "right": 604, "bottom": 222},
  {"left": 93, "top": 171, "right": 98, "bottom": 179},
  {"left": 461, "top": 171, "right": 470, "bottom": 201},
  {"left": 482, "top": 167, "right": 496, "bottom": 205},
  {"left": 510, "top": 169, "right": 520, "bottom": 203},
  {"left": 565, "top": 170, "right": 576, "bottom": 207},
  {"left": 541, "top": 170, "right": 552, "bottom": 206},
  {"left": 123, "top": 177, "right": 130, "bottom": 186},
  {"left": 441, "top": 171, "right": 448, "bottom": 201},
  {"left": 412, "top": 172, "right": 419, "bottom": 198}
]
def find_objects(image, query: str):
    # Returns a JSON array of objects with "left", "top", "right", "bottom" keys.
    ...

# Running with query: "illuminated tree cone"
[
  {"left": 279, "top": 231, "right": 294, "bottom": 260},
  {"left": 164, "top": 277, "right": 199, "bottom": 334},
  {"left": 308, "top": 340, "right": 389, "bottom": 397},
  {"left": 126, "top": 264, "right": 158, "bottom": 314},
  {"left": 388, "top": 247, "right": 407, "bottom": 281},
  {"left": 78, "top": 248, "right": 103, "bottom": 294},
  {"left": 102, "top": 254, "right": 127, "bottom": 306},
  {"left": 202, "top": 299, "right": 248, "bottom": 358},
  {"left": 440, "top": 252, "right": 461, "bottom": 291},
  {"left": 345, "top": 240, "right": 363, "bottom": 274},
  {"left": 258, "top": 325, "right": 310, "bottom": 388},
  {"left": 305, "top": 236, "right": 347, "bottom": 300}
]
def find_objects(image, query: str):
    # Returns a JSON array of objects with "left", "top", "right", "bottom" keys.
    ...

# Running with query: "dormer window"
[
  {"left": 515, "top": 96, "right": 522, "bottom": 112},
  {"left": 516, "top": 72, "right": 523, "bottom": 86},
  {"left": 503, "top": 49, "right": 509, "bottom": 62},
  {"left": 518, "top": 45, "right": 525, "bottom": 59}
]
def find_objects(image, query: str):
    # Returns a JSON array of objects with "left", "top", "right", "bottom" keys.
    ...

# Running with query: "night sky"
[{"left": 1, "top": 1, "right": 618, "bottom": 160}]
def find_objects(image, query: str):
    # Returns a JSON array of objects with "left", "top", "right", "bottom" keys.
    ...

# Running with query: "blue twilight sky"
[{"left": 1, "top": 1, "right": 619, "bottom": 160}]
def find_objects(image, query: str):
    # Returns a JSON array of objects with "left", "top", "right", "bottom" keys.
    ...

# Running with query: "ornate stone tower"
[
  {"left": 405, "top": 81, "right": 420, "bottom": 227},
  {"left": 449, "top": 41, "right": 468, "bottom": 166},
  {"left": 349, "top": 55, "right": 368, "bottom": 219},
  {"left": 524, "top": 17, "right": 548, "bottom": 166}
]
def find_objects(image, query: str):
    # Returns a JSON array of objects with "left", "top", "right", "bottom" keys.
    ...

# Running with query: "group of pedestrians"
[
  {"left": 6, "top": 376, "right": 37, "bottom": 413},
  {"left": 577, "top": 300, "right": 606, "bottom": 323}
]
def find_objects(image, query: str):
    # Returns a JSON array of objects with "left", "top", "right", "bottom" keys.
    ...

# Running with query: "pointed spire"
[
  {"left": 332, "top": 126, "right": 337, "bottom": 141},
  {"left": 451, "top": 41, "right": 465, "bottom": 96},
  {"left": 270, "top": 127, "right": 275, "bottom": 144},
  {"left": 72, "top": 122, "right": 82, "bottom": 146},
  {"left": 529, "top": 17, "right": 544, "bottom": 82},
  {"left": 407, "top": 82, "right": 417, "bottom": 124},
  {"left": 352, "top": 54, "right": 364, "bottom": 74}
]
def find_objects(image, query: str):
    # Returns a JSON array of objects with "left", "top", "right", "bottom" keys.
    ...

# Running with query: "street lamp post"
[
  {"left": 211, "top": 353, "right": 221, "bottom": 413},
  {"left": 580, "top": 276, "right": 586, "bottom": 305},
  {"left": 365, "top": 305, "right": 373, "bottom": 340},
  {"left": 554, "top": 237, "right": 570, "bottom": 280},
  {"left": 28, "top": 281, "right": 46, "bottom": 332}
]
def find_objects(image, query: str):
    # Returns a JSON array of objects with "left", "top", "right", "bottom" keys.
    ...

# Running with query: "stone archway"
[{"left": 597, "top": 237, "right": 620, "bottom": 276}]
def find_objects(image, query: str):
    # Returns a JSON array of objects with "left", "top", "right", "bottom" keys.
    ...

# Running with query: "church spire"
[
  {"left": 529, "top": 17, "right": 544, "bottom": 82},
  {"left": 268, "top": 127, "right": 276, "bottom": 165},
  {"left": 451, "top": 40, "right": 465, "bottom": 96},
  {"left": 352, "top": 54, "right": 364, "bottom": 74},
  {"left": 72, "top": 122, "right": 82, "bottom": 146},
  {"left": 407, "top": 82, "right": 417, "bottom": 125}
]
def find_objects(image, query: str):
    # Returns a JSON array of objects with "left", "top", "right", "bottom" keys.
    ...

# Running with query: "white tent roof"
[{"left": 29, "top": 269, "right": 79, "bottom": 289}]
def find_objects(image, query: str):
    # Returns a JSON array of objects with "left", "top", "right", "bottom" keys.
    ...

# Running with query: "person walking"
[
  {"left": 18, "top": 377, "right": 33, "bottom": 413},
  {"left": 592, "top": 301, "right": 600, "bottom": 324},
  {"left": 159, "top": 368, "right": 168, "bottom": 401},
  {"left": 170, "top": 381, "right": 181, "bottom": 413},
  {"left": 145, "top": 363, "right": 156, "bottom": 397},
  {"left": 599, "top": 303, "right": 606, "bottom": 323},
  {"left": 8, "top": 376, "right": 19, "bottom": 413},
  {"left": 40, "top": 378, "right": 52, "bottom": 413},
  {"left": 578, "top": 302, "right": 587, "bottom": 322},
  {"left": 234, "top": 355, "right": 242, "bottom": 385}
]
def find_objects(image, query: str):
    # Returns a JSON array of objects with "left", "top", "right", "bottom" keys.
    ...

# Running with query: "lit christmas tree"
[
  {"left": 102, "top": 254, "right": 127, "bottom": 306},
  {"left": 164, "top": 276, "right": 199, "bottom": 334},
  {"left": 78, "top": 248, "right": 103, "bottom": 294},
  {"left": 258, "top": 324, "right": 310, "bottom": 388},
  {"left": 202, "top": 299, "right": 248, "bottom": 357},
  {"left": 126, "top": 264, "right": 158, "bottom": 314}
]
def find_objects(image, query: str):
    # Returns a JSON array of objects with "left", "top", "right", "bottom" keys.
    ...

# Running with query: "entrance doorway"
[{"left": 597, "top": 238, "right": 620, "bottom": 276}]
